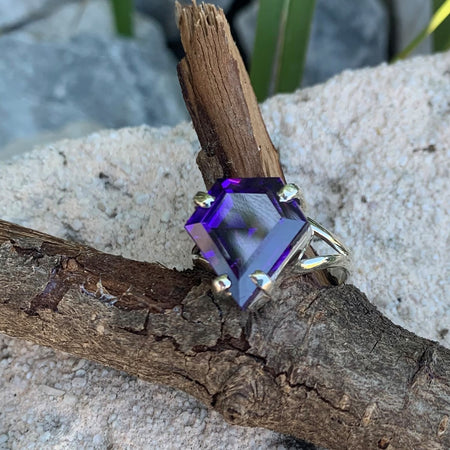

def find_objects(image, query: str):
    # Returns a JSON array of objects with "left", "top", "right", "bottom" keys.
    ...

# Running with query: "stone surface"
[
  {"left": 236, "top": 0, "right": 389, "bottom": 87},
  {"left": 0, "top": 121, "right": 101, "bottom": 161},
  {"left": 185, "top": 178, "right": 308, "bottom": 308},
  {"left": 0, "top": 0, "right": 69, "bottom": 30},
  {"left": 0, "top": 34, "right": 186, "bottom": 155},
  {"left": 13, "top": 0, "right": 164, "bottom": 42},
  {"left": 0, "top": 51, "right": 449, "bottom": 447},
  {"left": 392, "top": 0, "right": 431, "bottom": 55}
]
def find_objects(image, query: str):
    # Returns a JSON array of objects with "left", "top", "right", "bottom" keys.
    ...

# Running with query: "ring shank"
[{"left": 295, "top": 217, "right": 350, "bottom": 284}]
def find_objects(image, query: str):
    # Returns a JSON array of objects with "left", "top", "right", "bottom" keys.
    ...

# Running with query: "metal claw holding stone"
[
  {"left": 277, "top": 183, "right": 307, "bottom": 210},
  {"left": 191, "top": 245, "right": 210, "bottom": 270},
  {"left": 212, "top": 274, "right": 232, "bottom": 296},
  {"left": 249, "top": 270, "right": 272, "bottom": 293},
  {"left": 193, "top": 192, "right": 215, "bottom": 208}
]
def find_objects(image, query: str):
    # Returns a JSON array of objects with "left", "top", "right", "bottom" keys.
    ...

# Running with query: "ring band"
[
  {"left": 296, "top": 217, "right": 350, "bottom": 284},
  {"left": 185, "top": 178, "right": 350, "bottom": 310}
]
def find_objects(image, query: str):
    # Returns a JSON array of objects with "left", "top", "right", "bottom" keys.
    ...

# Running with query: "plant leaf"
[
  {"left": 433, "top": 0, "right": 450, "bottom": 51},
  {"left": 250, "top": 0, "right": 285, "bottom": 101},
  {"left": 276, "top": 0, "right": 316, "bottom": 94},
  {"left": 109, "top": 0, "right": 134, "bottom": 37},
  {"left": 394, "top": 0, "right": 450, "bottom": 60}
]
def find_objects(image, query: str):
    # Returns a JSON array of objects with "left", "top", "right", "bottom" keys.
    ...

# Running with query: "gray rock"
[
  {"left": 0, "top": 0, "right": 70, "bottom": 30},
  {"left": 0, "top": 121, "right": 102, "bottom": 161},
  {"left": 234, "top": 1, "right": 257, "bottom": 58},
  {"left": 135, "top": 0, "right": 233, "bottom": 41},
  {"left": 392, "top": 0, "right": 431, "bottom": 55},
  {"left": 0, "top": 34, "right": 187, "bottom": 153},
  {"left": 235, "top": 0, "right": 389, "bottom": 87},
  {"left": 14, "top": 0, "right": 163, "bottom": 43},
  {"left": 304, "top": 0, "right": 388, "bottom": 86}
]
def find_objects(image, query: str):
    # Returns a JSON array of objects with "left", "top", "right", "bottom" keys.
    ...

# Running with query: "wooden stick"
[
  {"left": 0, "top": 219, "right": 448, "bottom": 449},
  {"left": 176, "top": 1, "right": 284, "bottom": 189},
  {"left": 176, "top": 2, "right": 330, "bottom": 287}
]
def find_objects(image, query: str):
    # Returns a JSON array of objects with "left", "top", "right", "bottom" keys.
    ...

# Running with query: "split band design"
[{"left": 296, "top": 217, "right": 350, "bottom": 284}]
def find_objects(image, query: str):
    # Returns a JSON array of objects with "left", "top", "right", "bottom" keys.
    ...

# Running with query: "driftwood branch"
[
  {"left": 176, "top": 1, "right": 284, "bottom": 188},
  {"left": 0, "top": 220, "right": 449, "bottom": 449},
  {"left": 0, "top": 3, "right": 448, "bottom": 450}
]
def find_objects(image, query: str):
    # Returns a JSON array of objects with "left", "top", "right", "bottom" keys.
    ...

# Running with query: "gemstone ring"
[{"left": 185, "top": 178, "right": 350, "bottom": 310}]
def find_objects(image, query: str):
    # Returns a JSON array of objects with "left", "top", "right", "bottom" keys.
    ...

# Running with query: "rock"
[
  {"left": 0, "top": 0, "right": 70, "bottom": 30},
  {"left": 235, "top": 0, "right": 389, "bottom": 87},
  {"left": 392, "top": 0, "right": 431, "bottom": 55},
  {"left": 304, "top": 0, "right": 388, "bottom": 86},
  {"left": 0, "top": 34, "right": 187, "bottom": 155},
  {"left": 233, "top": 0, "right": 257, "bottom": 59},
  {"left": 0, "top": 121, "right": 101, "bottom": 161},
  {"left": 13, "top": 0, "right": 163, "bottom": 43},
  {"left": 40, "top": 385, "right": 65, "bottom": 397}
]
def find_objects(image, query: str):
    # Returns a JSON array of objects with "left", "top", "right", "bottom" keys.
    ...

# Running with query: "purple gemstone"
[{"left": 185, "top": 178, "right": 309, "bottom": 309}]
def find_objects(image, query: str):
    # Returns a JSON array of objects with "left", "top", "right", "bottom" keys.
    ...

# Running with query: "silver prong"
[
  {"left": 191, "top": 249, "right": 211, "bottom": 271},
  {"left": 249, "top": 270, "right": 272, "bottom": 293},
  {"left": 194, "top": 192, "right": 215, "bottom": 208},
  {"left": 277, "top": 183, "right": 300, "bottom": 203},
  {"left": 212, "top": 274, "right": 231, "bottom": 294}
]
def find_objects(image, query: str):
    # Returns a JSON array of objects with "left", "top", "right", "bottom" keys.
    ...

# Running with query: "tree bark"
[
  {"left": 0, "top": 2, "right": 448, "bottom": 450},
  {"left": 0, "top": 220, "right": 449, "bottom": 449}
]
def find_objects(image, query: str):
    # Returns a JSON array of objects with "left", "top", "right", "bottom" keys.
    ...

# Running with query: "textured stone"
[
  {"left": 0, "top": 0, "right": 69, "bottom": 30},
  {"left": 0, "top": 34, "right": 186, "bottom": 154},
  {"left": 13, "top": 0, "right": 163, "bottom": 43}
]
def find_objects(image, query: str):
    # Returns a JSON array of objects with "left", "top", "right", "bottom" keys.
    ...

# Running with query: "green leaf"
[
  {"left": 433, "top": 0, "right": 450, "bottom": 51},
  {"left": 394, "top": 0, "right": 450, "bottom": 60},
  {"left": 250, "top": 0, "right": 285, "bottom": 101},
  {"left": 109, "top": 0, "right": 134, "bottom": 37},
  {"left": 276, "top": 0, "right": 316, "bottom": 94},
  {"left": 250, "top": 0, "right": 316, "bottom": 101}
]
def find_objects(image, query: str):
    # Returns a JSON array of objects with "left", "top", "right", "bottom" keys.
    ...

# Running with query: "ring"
[{"left": 185, "top": 178, "right": 350, "bottom": 310}]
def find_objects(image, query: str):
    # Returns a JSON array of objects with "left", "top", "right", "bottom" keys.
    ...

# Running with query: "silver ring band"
[{"left": 295, "top": 217, "right": 350, "bottom": 284}]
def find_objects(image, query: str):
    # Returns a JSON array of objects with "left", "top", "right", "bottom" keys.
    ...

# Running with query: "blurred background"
[{"left": 0, "top": 0, "right": 444, "bottom": 160}]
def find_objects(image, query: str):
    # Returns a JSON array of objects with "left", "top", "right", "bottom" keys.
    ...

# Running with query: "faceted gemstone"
[{"left": 185, "top": 178, "right": 309, "bottom": 309}]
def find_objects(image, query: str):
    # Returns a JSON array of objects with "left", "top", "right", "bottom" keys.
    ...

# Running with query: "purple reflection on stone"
[{"left": 185, "top": 178, "right": 308, "bottom": 309}]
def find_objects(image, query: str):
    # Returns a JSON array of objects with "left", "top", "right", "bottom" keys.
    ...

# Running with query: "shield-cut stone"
[{"left": 185, "top": 178, "right": 309, "bottom": 309}]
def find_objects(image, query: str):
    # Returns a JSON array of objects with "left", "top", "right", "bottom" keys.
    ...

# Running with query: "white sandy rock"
[{"left": 0, "top": 52, "right": 449, "bottom": 448}]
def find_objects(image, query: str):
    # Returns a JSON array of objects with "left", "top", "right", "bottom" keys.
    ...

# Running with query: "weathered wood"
[
  {"left": 0, "top": 219, "right": 449, "bottom": 449},
  {"left": 176, "top": 2, "right": 284, "bottom": 189}
]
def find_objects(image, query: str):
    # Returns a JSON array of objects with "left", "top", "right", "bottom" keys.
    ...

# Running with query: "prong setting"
[
  {"left": 194, "top": 192, "right": 215, "bottom": 208},
  {"left": 249, "top": 270, "right": 272, "bottom": 293},
  {"left": 277, "top": 183, "right": 300, "bottom": 203},
  {"left": 212, "top": 274, "right": 232, "bottom": 295},
  {"left": 191, "top": 245, "right": 211, "bottom": 270}
]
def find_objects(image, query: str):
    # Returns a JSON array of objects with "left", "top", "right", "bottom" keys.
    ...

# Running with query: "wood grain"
[{"left": 176, "top": 2, "right": 284, "bottom": 188}]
